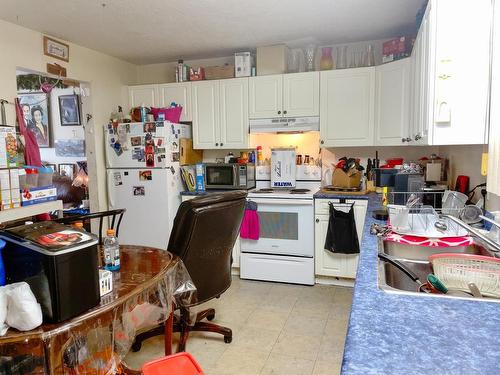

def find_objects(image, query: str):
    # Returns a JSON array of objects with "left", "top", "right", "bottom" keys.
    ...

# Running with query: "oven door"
[
  {"left": 205, "top": 165, "right": 237, "bottom": 189},
  {"left": 240, "top": 198, "right": 314, "bottom": 257}
]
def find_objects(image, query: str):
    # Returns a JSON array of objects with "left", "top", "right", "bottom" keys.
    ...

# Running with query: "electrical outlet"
[{"left": 481, "top": 153, "right": 488, "bottom": 176}]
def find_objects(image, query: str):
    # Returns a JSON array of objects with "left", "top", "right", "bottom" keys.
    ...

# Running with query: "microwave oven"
[{"left": 204, "top": 163, "right": 255, "bottom": 190}]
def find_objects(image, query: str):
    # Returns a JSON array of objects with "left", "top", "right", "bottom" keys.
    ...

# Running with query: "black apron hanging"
[{"left": 324, "top": 202, "right": 360, "bottom": 254}]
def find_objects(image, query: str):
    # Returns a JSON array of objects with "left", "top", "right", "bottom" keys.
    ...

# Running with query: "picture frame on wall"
[
  {"left": 17, "top": 92, "right": 51, "bottom": 148},
  {"left": 43, "top": 36, "right": 69, "bottom": 62},
  {"left": 58, "top": 94, "right": 81, "bottom": 126},
  {"left": 58, "top": 163, "right": 75, "bottom": 178}
]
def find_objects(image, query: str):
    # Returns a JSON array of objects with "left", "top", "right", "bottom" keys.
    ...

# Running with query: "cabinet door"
[
  {"left": 283, "top": 72, "right": 320, "bottom": 117},
  {"left": 319, "top": 68, "right": 375, "bottom": 147},
  {"left": 314, "top": 216, "right": 360, "bottom": 278},
  {"left": 430, "top": 0, "right": 490, "bottom": 145},
  {"left": 158, "top": 82, "right": 192, "bottom": 122},
  {"left": 249, "top": 75, "right": 283, "bottom": 118},
  {"left": 375, "top": 59, "right": 411, "bottom": 146},
  {"left": 219, "top": 78, "right": 249, "bottom": 149},
  {"left": 128, "top": 85, "right": 159, "bottom": 109},
  {"left": 192, "top": 81, "right": 220, "bottom": 149}
]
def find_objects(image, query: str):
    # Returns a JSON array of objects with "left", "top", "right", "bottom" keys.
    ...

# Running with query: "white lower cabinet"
[
  {"left": 314, "top": 199, "right": 368, "bottom": 278},
  {"left": 181, "top": 195, "right": 240, "bottom": 269}
]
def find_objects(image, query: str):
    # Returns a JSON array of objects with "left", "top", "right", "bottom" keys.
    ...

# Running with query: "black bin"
[{"left": 1, "top": 221, "right": 100, "bottom": 323}]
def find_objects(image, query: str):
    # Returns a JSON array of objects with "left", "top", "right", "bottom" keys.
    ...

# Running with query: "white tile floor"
[{"left": 124, "top": 277, "right": 353, "bottom": 375}]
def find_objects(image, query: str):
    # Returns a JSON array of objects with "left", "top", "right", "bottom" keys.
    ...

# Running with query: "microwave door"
[{"left": 205, "top": 165, "right": 235, "bottom": 189}]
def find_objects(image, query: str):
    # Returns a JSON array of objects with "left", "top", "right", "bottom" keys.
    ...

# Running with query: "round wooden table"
[{"left": 0, "top": 245, "right": 195, "bottom": 374}]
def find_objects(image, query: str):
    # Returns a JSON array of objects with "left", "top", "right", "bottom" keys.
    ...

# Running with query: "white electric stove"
[{"left": 240, "top": 165, "right": 321, "bottom": 285}]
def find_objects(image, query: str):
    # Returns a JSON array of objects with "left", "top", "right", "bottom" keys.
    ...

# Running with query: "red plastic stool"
[{"left": 142, "top": 352, "right": 205, "bottom": 375}]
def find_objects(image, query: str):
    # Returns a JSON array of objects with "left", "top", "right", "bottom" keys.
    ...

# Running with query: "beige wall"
[{"left": 0, "top": 19, "right": 137, "bottom": 212}]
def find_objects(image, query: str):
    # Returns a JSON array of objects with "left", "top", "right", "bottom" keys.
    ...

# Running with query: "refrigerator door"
[
  {"left": 107, "top": 168, "right": 177, "bottom": 250},
  {"left": 105, "top": 122, "right": 168, "bottom": 169}
]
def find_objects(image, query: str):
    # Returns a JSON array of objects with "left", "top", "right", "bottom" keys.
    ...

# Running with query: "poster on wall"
[
  {"left": 58, "top": 94, "right": 81, "bottom": 126},
  {"left": 55, "top": 139, "right": 85, "bottom": 157},
  {"left": 17, "top": 92, "right": 50, "bottom": 148}
]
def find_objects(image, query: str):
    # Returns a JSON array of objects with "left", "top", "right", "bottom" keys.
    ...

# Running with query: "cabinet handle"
[
  {"left": 220, "top": 143, "right": 224, "bottom": 146},
  {"left": 278, "top": 110, "right": 281, "bottom": 115},
  {"left": 316, "top": 218, "right": 320, "bottom": 223},
  {"left": 283, "top": 110, "right": 287, "bottom": 115},
  {"left": 215, "top": 143, "right": 219, "bottom": 146},
  {"left": 402, "top": 137, "right": 412, "bottom": 143},
  {"left": 414, "top": 134, "right": 422, "bottom": 141},
  {"left": 320, "top": 140, "right": 324, "bottom": 145}
]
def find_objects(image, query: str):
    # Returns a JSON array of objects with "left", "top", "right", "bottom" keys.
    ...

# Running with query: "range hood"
[{"left": 249, "top": 117, "right": 319, "bottom": 133}]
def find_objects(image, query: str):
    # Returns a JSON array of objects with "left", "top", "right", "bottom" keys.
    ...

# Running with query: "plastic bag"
[
  {"left": 0, "top": 288, "right": 7, "bottom": 335},
  {"left": 5, "top": 282, "right": 42, "bottom": 331}
]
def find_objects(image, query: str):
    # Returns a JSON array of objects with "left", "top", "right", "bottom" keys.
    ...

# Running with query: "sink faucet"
[{"left": 440, "top": 214, "right": 500, "bottom": 254}]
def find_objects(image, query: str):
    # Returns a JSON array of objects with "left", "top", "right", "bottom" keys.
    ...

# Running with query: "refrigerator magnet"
[
  {"left": 170, "top": 166, "right": 175, "bottom": 175},
  {"left": 157, "top": 155, "right": 162, "bottom": 163},
  {"left": 113, "top": 142, "right": 123, "bottom": 156},
  {"left": 113, "top": 172, "right": 122, "bottom": 186},
  {"left": 146, "top": 153, "right": 155, "bottom": 167},
  {"left": 139, "top": 170, "right": 152, "bottom": 181},
  {"left": 171, "top": 152, "right": 180, "bottom": 162},
  {"left": 133, "top": 186, "right": 145, "bottom": 196},
  {"left": 154, "top": 137, "right": 163, "bottom": 147},
  {"left": 131, "top": 136, "right": 142, "bottom": 146},
  {"left": 144, "top": 122, "right": 156, "bottom": 133},
  {"left": 156, "top": 121, "right": 164, "bottom": 127}
]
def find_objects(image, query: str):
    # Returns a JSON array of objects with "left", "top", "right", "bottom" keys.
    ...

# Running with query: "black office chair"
[
  {"left": 132, "top": 191, "right": 247, "bottom": 352},
  {"left": 53, "top": 208, "right": 126, "bottom": 245}
]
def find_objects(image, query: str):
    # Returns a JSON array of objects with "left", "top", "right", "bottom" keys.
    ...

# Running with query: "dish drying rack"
[{"left": 386, "top": 191, "right": 468, "bottom": 237}]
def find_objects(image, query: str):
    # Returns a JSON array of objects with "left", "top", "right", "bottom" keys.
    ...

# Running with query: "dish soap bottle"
[{"left": 103, "top": 229, "right": 120, "bottom": 272}]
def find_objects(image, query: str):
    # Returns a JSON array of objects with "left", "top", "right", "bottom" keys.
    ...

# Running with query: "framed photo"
[
  {"left": 58, "top": 95, "right": 81, "bottom": 126},
  {"left": 17, "top": 92, "right": 50, "bottom": 148},
  {"left": 55, "top": 139, "right": 85, "bottom": 157},
  {"left": 43, "top": 36, "right": 69, "bottom": 62},
  {"left": 58, "top": 163, "right": 75, "bottom": 178}
]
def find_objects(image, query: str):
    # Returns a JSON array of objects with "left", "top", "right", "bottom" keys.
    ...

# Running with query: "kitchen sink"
[{"left": 377, "top": 238, "right": 500, "bottom": 302}]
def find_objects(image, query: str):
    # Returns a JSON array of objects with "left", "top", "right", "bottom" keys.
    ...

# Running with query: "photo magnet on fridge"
[
  {"left": 146, "top": 153, "right": 155, "bottom": 167},
  {"left": 113, "top": 172, "right": 122, "bottom": 186},
  {"left": 133, "top": 186, "right": 145, "bottom": 196},
  {"left": 139, "top": 170, "right": 152, "bottom": 181},
  {"left": 144, "top": 122, "right": 156, "bottom": 133},
  {"left": 130, "top": 136, "right": 142, "bottom": 146}
]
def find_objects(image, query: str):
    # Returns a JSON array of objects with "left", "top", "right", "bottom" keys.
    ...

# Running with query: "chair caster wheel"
[
  {"left": 131, "top": 341, "right": 142, "bottom": 352},
  {"left": 207, "top": 313, "right": 215, "bottom": 321},
  {"left": 224, "top": 336, "right": 232, "bottom": 344}
]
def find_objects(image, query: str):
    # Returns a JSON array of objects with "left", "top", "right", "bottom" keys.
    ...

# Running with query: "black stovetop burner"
[
  {"left": 253, "top": 188, "right": 275, "bottom": 193},
  {"left": 290, "top": 189, "right": 310, "bottom": 194}
]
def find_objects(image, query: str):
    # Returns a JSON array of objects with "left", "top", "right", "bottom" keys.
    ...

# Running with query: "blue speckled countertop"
[{"left": 312, "top": 192, "right": 500, "bottom": 374}]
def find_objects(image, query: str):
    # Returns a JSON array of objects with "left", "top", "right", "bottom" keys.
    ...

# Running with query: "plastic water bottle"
[
  {"left": 140, "top": 103, "right": 147, "bottom": 122},
  {"left": 103, "top": 229, "right": 120, "bottom": 272}
]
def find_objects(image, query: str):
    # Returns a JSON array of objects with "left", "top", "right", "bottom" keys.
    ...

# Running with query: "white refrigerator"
[{"left": 105, "top": 121, "right": 191, "bottom": 250}]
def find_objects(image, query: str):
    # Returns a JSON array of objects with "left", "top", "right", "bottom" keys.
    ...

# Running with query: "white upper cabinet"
[
  {"left": 249, "top": 75, "right": 283, "bottom": 118},
  {"left": 158, "top": 82, "right": 192, "bottom": 122},
  {"left": 320, "top": 67, "right": 375, "bottom": 147},
  {"left": 219, "top": 78, "right": 249, "bottom": 149},
  {"left": 192, "top": 80, "right": 220, "bottom": 149},
  {"left": 283, "top": 72, "right": 320, "bottom": 117},
  {"left": 375, "top": 58, "right": 411, "bottom": 146},
  {"left": 410, "top": 0, "right": 491, "bottom": 145},
  {"left": 429, "top": 0, "right": 491, "bottom": 145},
  {"left": 128, "top": 85, "right": 159, "bottom": 109},
  {"left": 249, "top": 72, "right": 319, "bottom": 119},
  {"left": 192, "top": 78, "right": 249, "bottom": 149}
]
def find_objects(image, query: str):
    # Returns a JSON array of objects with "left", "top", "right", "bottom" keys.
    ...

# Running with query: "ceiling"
[{"left": 0, "top": 0, "right": 426, "bottom": 65}]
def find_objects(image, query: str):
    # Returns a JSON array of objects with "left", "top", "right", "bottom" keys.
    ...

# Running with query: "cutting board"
[{"left": 320, "top": 186, "right": 368, "bottom": 195}]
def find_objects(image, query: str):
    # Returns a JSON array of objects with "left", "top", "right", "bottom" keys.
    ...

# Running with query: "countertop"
[{"left": 317, "top": 192, "right": 500, "bottom": 374}]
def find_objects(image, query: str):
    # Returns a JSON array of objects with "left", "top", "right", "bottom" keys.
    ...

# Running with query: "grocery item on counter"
[
  {"left": 256, "top": 146, "right": 263, "bottom": 166},
  {"left": 103, "top": 229, "right": 120, "bottom": 272}
]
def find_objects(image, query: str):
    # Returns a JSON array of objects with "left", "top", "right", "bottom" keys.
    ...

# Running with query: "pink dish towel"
[{"left": 240, "top": 209, "right": 260, "bottom": 240}]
